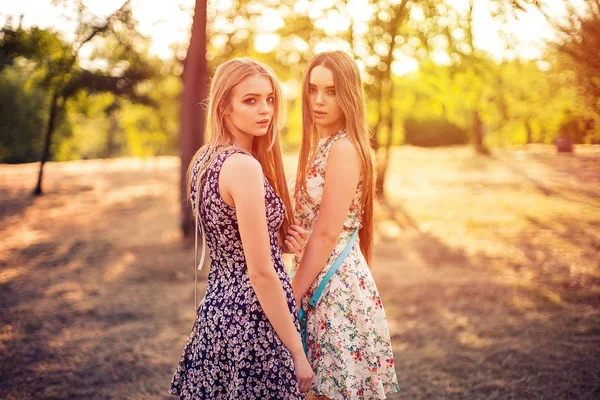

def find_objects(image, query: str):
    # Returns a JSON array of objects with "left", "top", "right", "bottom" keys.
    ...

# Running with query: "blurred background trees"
[
  {"left": 1, "top": 0, "right": 598, "bottom": 225},
  {"left": 1, "top": 0, "right": 163, "bottom": 194}
]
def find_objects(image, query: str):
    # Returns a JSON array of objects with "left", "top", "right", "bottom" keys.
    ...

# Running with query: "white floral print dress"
[{"left": 291, "top": 130, "right": 399, "bottom": 399}]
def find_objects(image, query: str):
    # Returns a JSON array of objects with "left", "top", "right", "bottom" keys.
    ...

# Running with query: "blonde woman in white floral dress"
[{"left": 291, "top": 51, "right": 399, "bottom": 399}]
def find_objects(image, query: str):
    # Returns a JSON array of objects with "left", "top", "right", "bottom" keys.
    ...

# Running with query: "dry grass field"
[{"left": 1, "top": 145, "right": 599, "bottom": 399}]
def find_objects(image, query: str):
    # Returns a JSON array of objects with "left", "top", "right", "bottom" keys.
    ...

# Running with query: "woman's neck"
[
  {"left": 316, "top": 120, "right": 345, "bottom": 139},
  {"left": 222, "top": 126, "right": 253, "bottom": 151},
  {"left": 232, "top": 135, "right": 253, "bottom": 151}
]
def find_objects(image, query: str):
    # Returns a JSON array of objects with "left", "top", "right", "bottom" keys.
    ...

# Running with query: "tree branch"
[{"left": 73, "top": 0, "right": 131, "bottom": 56}]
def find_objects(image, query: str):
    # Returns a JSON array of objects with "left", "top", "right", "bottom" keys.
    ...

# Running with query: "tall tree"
[
  {"left": 180, "top": 0, "right": 207, "bottom": 238},
  {"left": 0, "top": 0, "right": 144, "bottom": 194},
  {"left": 369, "top": 0, "right": 410, "bottom": 200},
  {"left": 505, "top": 0, "right": 600, "bottom": 142},
  {"left": 37, "top": 0, "right": 137, "bottom": 195}
]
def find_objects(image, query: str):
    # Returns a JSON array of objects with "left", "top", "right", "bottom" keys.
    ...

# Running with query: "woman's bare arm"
[
  {"left": 291, "top": 138, "right": 361, "bottom": 304},
  {"left": 220, "top": 153, "right": 305, "bottom": 357}
]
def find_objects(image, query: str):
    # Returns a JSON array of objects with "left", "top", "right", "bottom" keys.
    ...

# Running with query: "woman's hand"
[
  {"left": 292, "top": 351, "right": 314, "bottom": 393},
  {"left": 294, "top": 291, "right": 303, "bottom": 309},
  {"left": 283, "top": 221, "right": 307, "bottom": 254}
]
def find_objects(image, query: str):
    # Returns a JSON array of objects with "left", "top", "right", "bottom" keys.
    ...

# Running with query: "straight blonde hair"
[
  {"left": 186, "top": 58, "right": 294, "bottom": 244},
  {"left": 295, "top": 51, "right": 375, "bottom": 265}
]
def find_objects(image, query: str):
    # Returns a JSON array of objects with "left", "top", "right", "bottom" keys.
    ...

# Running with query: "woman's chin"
[{"left": 253, "top": 128, "right": 270, "bottom": 137}]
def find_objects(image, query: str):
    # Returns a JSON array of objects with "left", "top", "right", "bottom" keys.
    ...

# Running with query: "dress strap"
[{"left": 322, "top": 130, "right": 349, "bottom": 153}]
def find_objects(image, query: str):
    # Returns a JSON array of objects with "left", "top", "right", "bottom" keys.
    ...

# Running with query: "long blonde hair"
[
  {"left": 295, "top": 51, "right": 375, "bottom": 265},
  {"left": 186, "top": 58, "right": 294, "bottom": 244}
]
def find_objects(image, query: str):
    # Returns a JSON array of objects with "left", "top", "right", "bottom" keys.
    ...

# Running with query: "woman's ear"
[{"left": 220, "top": 99, "right": 232, "bottom": 116}]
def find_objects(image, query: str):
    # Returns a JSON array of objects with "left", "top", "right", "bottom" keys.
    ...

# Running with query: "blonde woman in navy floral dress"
[
  {"left": 170, "top": 58, "right": 313, "bottom": 399},
  {"left": 291, "top": 52, "right": 399, "bottom": 399}
]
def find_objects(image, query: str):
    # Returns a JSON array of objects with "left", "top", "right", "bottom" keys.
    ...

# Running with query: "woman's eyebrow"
[
  {"left": 242, "top": 92, "right": 274, "bottom": 97},
  {"left": 308, "top": 83, "right": 335, "bottom": 89}
]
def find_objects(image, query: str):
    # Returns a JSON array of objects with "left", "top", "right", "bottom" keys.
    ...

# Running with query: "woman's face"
[
  {"left": 223, "top": 73, "right": 275, "bottom": 139},
  {"left": 307, "top": 65, "right": 345, "bottom": 132}
]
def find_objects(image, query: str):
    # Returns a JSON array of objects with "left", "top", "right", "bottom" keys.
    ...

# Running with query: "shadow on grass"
[
  {"left": 379, "top": 199, "right": 420, "bottom": 232},
  {"left": 0, "top": 235, "right": 170, "bottom": 398},
  {"left": 380, "top": 227, "right": 600, "bottom": 399},
  {"left": 3, "top": 154, "right": 599, "bottom": 399},
  {"left": 0, "top": 165, "right": 198, "bottom": 399},
  {"left": 512, "top": 216, "right": 600, "bottom": 306},
  {"left": 385, "top": 276, "right": 600, "bottom": 400},
  {"left": 495, "top": 152, "right": 600, "bottom": 208},
  {"left": 0, "top": 187, "right": 36, "bottom": 225}
]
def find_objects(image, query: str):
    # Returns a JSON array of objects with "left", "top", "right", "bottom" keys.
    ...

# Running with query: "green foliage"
[
  {"left": 388, "top": 56, "right": 596, "bottom": 148},
  {"left": 558, "top": 112, "right": 595, "bottom": 144},
  {"left": 0, "top": 25, "right": 70, "bottom": 80},
  {"left": 120, "top": 101, "right": 171, "bottom": 157},
  {"left": 404, "top": 117, "right": 468, "bottom": 147},
  {"left": 0, "top": 6, "right": 178, "bottom": 165},
  {"left": 0, "top": 66, "right": 47, "bottom": 163},
  {"left": 282, "top": 98, "right": 303, "bottom": 150},
  {"left": 53, "top": 91, "right": 114, "bottom": 161},
  {"left": 3, "top": 0, "right": 599, "bottom": 165},
  {"left": 52, "top": 69, "right": 181, "bottom": 160}
]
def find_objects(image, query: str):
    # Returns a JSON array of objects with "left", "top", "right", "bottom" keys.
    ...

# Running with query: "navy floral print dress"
[{"left": 170, "top": 148, "right": 304, "bottom": 399}]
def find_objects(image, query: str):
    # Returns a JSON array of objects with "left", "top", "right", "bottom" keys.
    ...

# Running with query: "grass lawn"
[{"left": 1, "top": 145, "right": 599, "bottom": 399}]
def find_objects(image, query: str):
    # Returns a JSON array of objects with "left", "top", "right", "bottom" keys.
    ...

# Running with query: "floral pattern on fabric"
[
  {"left": 170, "top": 148, "right": 304, "bottom": 399},
  {"left": 291, "top": 131, "right": 400, "bottom": 400}
]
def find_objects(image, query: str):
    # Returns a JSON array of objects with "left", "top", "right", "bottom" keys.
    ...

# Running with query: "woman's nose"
[
  {"left": 258, "top": 100, "right": 271, "bottom": 114},
  {"left": 315, "top": 92, "right": 325, "bottom": 105}
]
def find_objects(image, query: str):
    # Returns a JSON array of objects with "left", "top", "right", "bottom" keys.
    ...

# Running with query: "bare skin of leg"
[{"left": 307, "top": 396, "right": 330, "bottom": 400}]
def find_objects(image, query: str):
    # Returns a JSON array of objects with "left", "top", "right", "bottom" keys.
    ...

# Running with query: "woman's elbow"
[
  {"left": 311, "top": 229, "right": 339, "bottom": 247},
  {"left": 247, "top": 264, "right": 276, "bottom": 286}
]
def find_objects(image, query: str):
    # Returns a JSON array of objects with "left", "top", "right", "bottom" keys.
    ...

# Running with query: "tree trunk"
[
  {"left": 180, "top": 0, "right": 208, "bottom": 238},
  {"left": 105, "top": 111, "right": 118, "bottom": 158},
  {"left": 375, "top": 80, "right": 395, "bottom": 201},
  {"left": 472, "top": 110, "right": 489, "bottom": 155},
  {"left": 525, "top": 119, "right": 533, "bottom": 144},
  {"left": 373, "top": 2, "right": 407, "bottom": 197},
  {"left": 33, "top": 89, "right": 60, "bottom": 196},
  {"left": 370, "top": 83, "right": 383, "bottom": 151},
  {"left": 375, "top": 135, "right": 393, "bottom": 201}
]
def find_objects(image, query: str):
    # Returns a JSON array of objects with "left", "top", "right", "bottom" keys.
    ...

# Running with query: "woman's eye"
[
  {"left": 308, "top": 87, "right": 316, "bottom": 93},
  {"left": 327, "top": 90, "right": 336, "bottom": 95},
  {"left": 245, "top": 98, "right": 256, "bottom": 104},
  {"left": 267, "top": 96, "right": 275, "bottom": 103}
]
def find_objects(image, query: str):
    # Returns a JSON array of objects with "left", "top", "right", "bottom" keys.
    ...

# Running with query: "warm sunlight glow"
[
  {"left": 254, "top": 33, "right": 280, "bottom": 53},
  {"left": 347, "top": 0, "right": 374, "bottom": 23},
  {"left": 431, "top": 50, "right": 452, "bottom": 66},
  {"left": 259, "top": 8, "right": 284, "bottom": 32},
  {"left": 391, "top": 58, "right": 419, "bottom": 76},
  {"left": 314, "top": 9, "right": 351, "bottom": 35},
  {"left": 0, "top": 0, "right": 563, "bottom": 63}
]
